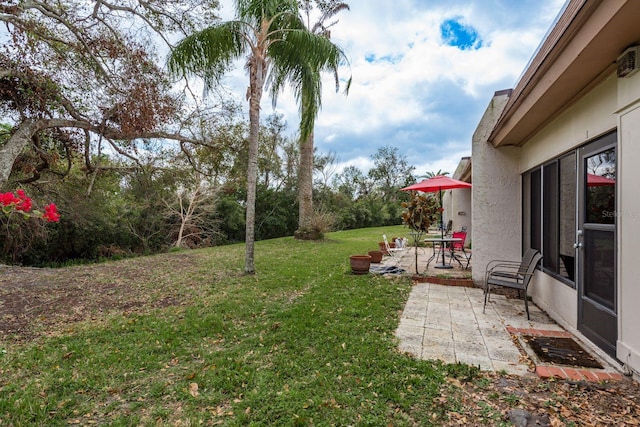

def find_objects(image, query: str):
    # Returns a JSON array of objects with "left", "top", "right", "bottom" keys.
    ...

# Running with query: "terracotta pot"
[
  {"left": 349, "top": 255, "right": 371, "bottom": 275},
  {"left": 378, "top": 242, "right": 388, "bottom": 255},
  {"left": 368, "top": 250, "right": 383, "bottom": 263}
]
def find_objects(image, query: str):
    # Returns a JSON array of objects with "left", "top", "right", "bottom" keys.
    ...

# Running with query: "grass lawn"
[{"left": 0, "top": 225, "right": 471, "bottom": 426}]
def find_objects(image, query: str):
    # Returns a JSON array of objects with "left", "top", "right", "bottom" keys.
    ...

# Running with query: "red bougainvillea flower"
[
  {"left": 0, "top": 192, "right": 18, "bottom": 206},
  {"left": 14, "top": 191, "right": 32, "bottom": 212},
  {"left": 1, "top": 189, "right": 60, "bottom": 222},
  {"left": 42, "top": 204, "right": 60, "bottom": 223}
]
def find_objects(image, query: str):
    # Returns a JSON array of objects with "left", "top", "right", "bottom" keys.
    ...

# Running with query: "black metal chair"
[{"left": 483, "top": 249, "right": 542, "bottom": 319}]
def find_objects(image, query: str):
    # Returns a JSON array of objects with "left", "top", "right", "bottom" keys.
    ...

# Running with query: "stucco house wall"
[
  {"left": 519, "top": 75, "right": 618, "bottom": 171},
  {"left": 474, "top": 72, "right": 640, "bottom": 375},
  {"left": 517, "top": 75, "right": 618, "bottom": 334},
  {"left": 442, "top": 189, "right": 453, "bottom": 232},
  {"left": 442, "top": 158, "right": 472, "bottom": 245},
  {"left": 451, "top": 188, "right": 471, "bottom": 234},
  {"left": 617, "top": 81, "right": 640, "bottom": 375},
  {"left": 471, "top": 91, "right": 520, "bottom": 285}
]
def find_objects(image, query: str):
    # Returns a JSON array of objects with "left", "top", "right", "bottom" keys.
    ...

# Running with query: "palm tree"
[
  {"left": 421, "top": 169, "right": 449, "bottom": 179},
  {"left": 168, "top": 0, "right": 346, "bottom": 274},
  {"left": 292, "top": 0, "right": 351, "bottom": 239},
  {"left": 418, "top": 170, "right": 450, "bottom": 202}
]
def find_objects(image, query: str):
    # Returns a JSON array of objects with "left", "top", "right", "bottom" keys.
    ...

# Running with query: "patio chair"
[
  {"left": 483, "top": 248, "right": 542, "bottom": 320},
  {"left": 443, "top": 219, "right": 453, "bottom": 236},
  {"left": 448, "top": 231, "right": 471, "bottom": 269},
  {"left": 382, "top": 234, "right": 404, "bottom": 258}
]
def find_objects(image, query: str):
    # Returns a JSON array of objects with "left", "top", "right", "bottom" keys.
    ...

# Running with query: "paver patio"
[{"left": 383, "top": 246, "right": 624, "bottom": 380}]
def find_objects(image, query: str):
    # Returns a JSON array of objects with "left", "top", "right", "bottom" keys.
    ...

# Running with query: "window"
[
  {"left": 523, "top": 152, "right": 576, "bottom": 285},
  {"left": 558, "top": 154, "right": 576, "bottom": 281},
  {"left": 543, "top": 162, "right": 558, "bottom": 272},
  {"left": 522, "top": 169, "right": 541, "bottom": 253}
]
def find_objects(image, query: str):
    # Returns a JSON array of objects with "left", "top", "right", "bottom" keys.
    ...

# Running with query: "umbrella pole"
[
  {"left": 439, "top": 188, "right": 446, "bottom": 266},
  {"left": 440, "top": 189, "right": 444, "bottom": 240}
]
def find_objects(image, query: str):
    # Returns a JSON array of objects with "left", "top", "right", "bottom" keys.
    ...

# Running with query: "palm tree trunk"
[
  {"left": 244, "top": 68, "right": 264, "bottom": 274},
  {"left": 297, "top": 130, "right": 314, "bottom": 233}
]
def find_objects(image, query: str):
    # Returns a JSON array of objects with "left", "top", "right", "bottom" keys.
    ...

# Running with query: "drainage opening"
[{"left": 522, "top": 335, "right": 603, "bottom": 369}]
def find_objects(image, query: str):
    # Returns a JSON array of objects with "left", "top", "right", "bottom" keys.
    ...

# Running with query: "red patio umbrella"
[
  {"left": 587, "top": 173, "right": 615, "bottom": 186},
  {"left": 400, "top": 175, "right": 472, "bottom": 238},
  {"left": 401, "top": 176, "right": 472, "bottom": 269}
]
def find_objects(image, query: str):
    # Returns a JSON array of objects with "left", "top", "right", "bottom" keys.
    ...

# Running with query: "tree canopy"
[
  {"left": 0, "top": 1, "right": 430, "bottom": 268},
  {"left": 0, "top": 0, "right": 219, "bottom": 186}
]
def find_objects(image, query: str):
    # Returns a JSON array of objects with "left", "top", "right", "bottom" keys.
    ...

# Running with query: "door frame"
[{"left": 576, "top": 131, "right": 617, "bottom": 357}]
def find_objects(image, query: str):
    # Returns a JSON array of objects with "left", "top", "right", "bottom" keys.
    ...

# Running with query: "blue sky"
[{"left": 215, "top": 0, "right": 567, "bottom": 178}]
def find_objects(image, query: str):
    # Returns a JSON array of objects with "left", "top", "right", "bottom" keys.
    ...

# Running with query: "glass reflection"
[
  {"left": 585, "top": 149, "right": 615, "bottom": 224},
  {"left": 584, "top": 230, "right": 615, "bottom": 310},
  {"left": 559, "top": 154, "right": 576, "bottom": 281}
]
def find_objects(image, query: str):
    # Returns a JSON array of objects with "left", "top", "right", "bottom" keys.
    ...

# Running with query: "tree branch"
[{"left": 0, "top": 117, "right": 211, "bottom": 186}]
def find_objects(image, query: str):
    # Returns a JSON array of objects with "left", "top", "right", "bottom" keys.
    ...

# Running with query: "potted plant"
[
  {"left": 401, "top": 191, "right": 439, "bottom": 274},
  {"left": 368, "top": 250, "right": 383, "bottom": 263},
  {"left": 349, "top": 254, "right": 371, "bottom": 274}
]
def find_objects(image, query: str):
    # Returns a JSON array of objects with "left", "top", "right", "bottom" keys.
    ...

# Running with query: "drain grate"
[{"left": 522, "top": 335, "right": 603, "bottom": 369}]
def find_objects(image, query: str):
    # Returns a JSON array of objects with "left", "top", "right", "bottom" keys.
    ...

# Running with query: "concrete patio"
[
  {"left": 377, "top": 246, "right": 625, "bottom": 380},
  {"left": 373, "top": 242, "right": 472, "bottom": 281}
]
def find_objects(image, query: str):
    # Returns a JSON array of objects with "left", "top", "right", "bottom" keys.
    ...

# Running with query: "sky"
[{"left": 214, "top": 0, "right": 567, "bottom": 179}]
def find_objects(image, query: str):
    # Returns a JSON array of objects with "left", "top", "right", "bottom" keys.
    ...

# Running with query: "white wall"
[
  {"left": 452, "top": 188, "right": 471, "bottom": 239},
  {"left": 442, "top": 188, "right": 471, "bottom": 244},
  {"left": 444, "top": 159, "right": 472, "bottom": 242},
  {"left": 530, "top": 271, "right": 578, "bottom": 327},
  {"left": 617, "top": 97, "right": 640, "bottom": 377},
  {"left": 519, "top": 75, "right": 618, "bottom": 169},
  {"left": 471, "top": 92, "right": 521, "bottom": 284},
  {"left": 442, "top": 190, "right": 453, "bottom": 231}
]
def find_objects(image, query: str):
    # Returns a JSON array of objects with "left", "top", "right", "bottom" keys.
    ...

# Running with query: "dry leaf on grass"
[{"left": 189, "top": 382, "right": 199, "bottom": 398}]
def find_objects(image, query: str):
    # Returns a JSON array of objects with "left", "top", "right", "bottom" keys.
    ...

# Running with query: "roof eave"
[{"left": 488, "top": 0, "right": 640, "bottom": 148}]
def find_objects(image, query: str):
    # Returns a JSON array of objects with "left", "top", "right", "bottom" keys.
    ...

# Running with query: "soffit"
[
  {"left": 489, "top": 0, "right": 640, "bottom": 147},
  {"left": 452, "top": 157, "right": 472, "bottom": 183}
]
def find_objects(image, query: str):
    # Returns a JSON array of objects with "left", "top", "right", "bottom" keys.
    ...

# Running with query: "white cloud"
[
  {"left": 213, "top": 0, "right": 566, "bottom": 176},
  {"left": 335, "top": 155, "right": 374, "bottom": 175}
]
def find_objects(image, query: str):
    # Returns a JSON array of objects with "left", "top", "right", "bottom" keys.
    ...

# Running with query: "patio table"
[{"left": 424, "top": 237, "right": 463, "bottom": 269}]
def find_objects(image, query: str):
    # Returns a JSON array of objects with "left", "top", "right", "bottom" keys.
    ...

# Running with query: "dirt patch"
[
  {"left": 523, "top": 335, "right": 604, "bottom": 369},
  {"left": 0, "top": 252, "right": 211, "bottom": 341},
  {"left": 413, "top": 275, "right": 474, "bottom": 287}
]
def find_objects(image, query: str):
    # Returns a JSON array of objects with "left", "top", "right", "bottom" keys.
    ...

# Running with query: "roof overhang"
[
  {"left": 452, "top": 157, "right": 472, "bottom": 183},
  {"left": 489, "top": 0, "right": 640, "bottom": 147}
]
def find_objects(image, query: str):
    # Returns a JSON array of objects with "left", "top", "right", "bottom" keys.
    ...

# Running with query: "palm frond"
[
  {"left": 268, "top": 29, "right": 347, "bottom": 140},
  {"left": 167, "top": 22, "right": 245, "bottom": 88},
  {"left": 312, "top": 1, "right": 350, "bottom": 36},
  {"left": 238, "top": 0, "right": 300, "bottom": 29}
]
